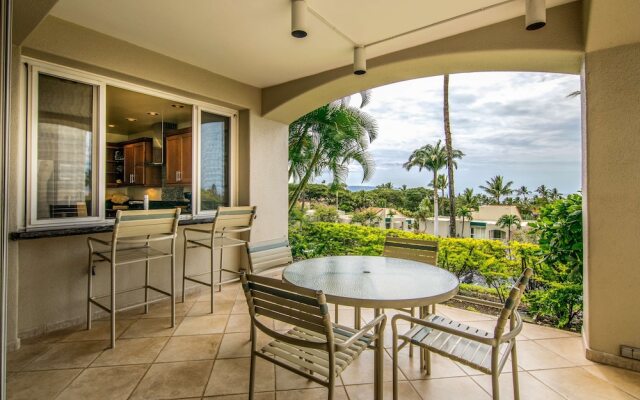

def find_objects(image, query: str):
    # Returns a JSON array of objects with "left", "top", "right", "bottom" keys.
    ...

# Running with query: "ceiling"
[
  {"left": 50, "top": 0, "right": 576, "bottom": 88},
  {"left": 106, "top": 86, "right": 192, "bottom": 135}
]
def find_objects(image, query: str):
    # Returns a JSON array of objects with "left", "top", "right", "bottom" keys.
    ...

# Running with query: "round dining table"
[{"left": 283, "top": 255, "right": 459, "bottom": 400}]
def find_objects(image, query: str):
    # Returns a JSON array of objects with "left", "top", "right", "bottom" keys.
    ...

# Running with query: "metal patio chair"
[
  {"left": 241, "top": 273, "right": 386, "bottom": 400},
  {"left": 245, "top": 237, "right": 293, "bottom": 277},
  {"left": 181, "top": 205, "right": 256, "bottom": 312},
  {"left": 391, "top": 268, "right": 533, "bottom": 400},
  {"left": 87, "top": 208, "right": 181, "bottom": 348}
]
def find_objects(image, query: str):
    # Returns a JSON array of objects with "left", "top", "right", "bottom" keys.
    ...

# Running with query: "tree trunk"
[
  {"left": 433, "top": 170, "right": 439, "bottom": 237},
  {"left": 461, "top": 216, "right": 465, "bottom": 237},
  {"left": 443, "top": 74, "right": 457, "bottom": 237},
  {"left": 288, "top": 146, "right": 322, "bottom": 213}
]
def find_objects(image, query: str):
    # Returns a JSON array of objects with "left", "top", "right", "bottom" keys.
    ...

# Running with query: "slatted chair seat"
[
  {"left": 246, "top": 238, "right": 293, "bottom": 276},
  {"left": 262, "top": 325, "right": 372, "bottom": 378},
  {"left": 400, "top": 315, "right": 511, "bottom": 374},
  {"left": 94, "top": 245, "right": 172, "bottom": 265}
]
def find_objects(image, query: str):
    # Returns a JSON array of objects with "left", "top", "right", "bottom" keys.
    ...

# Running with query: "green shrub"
[{"left": 289, "top": 221, "right": 583, "bottom": 329}]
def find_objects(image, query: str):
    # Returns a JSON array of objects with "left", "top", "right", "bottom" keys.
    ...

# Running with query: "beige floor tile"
[
  {"left": 139, "top": 299, "right": 194, "bottom": 318},
  {"left": 205, "top": 357, "right": 275, "bottom": 396},
  {"left": 226, "top": 314, "right": 251, "bottom": 333},
  {"left": 471, "top": 371, "right": 565, "bottom": 400},
  {"left": 217, "top": 332, "right": 252, "bottom": 359},
  {"left": 7, "top": 369, "right": 82, "bottom": 400},
  {"left": 189, "top": 299, "right": 235, "bottom": 316},
  {"left": 120, "top": 317, "right": 181, "bottom": 338},
  {"left": 56, "top": 365, "right": 148, "bottom": 400},
  {"left": 521, "top": 323, "right": 576, "bottom": 340},
  {"left": 275, "top": 386, "right": 349, "bottom": 400},
  {"left": 411, "top": 376, "right": 492, "bottom": 399},
  {"left": 156, "top": 334, "right": 222, "bottom": 362},
  {"left": 275, "top": 365, "right": 325, "bottom": 391},
  {"left": 130, "top": 360, "right": 213, "bottom": 400},
  {"left": 534, "top": 337, "right": 593, "bottom": 366},
  {"left": 531, "top": 367, "right": 637, "bottom": 400},
  {"left": 232, "top": 300, "right": 249, "bottom": 314},
  {"left": 204, "top": 393, "right": 275, "bottom": 400},
  {"left": 62, "top": 320, "right": 134, "bottom": 342},
  {"left": 395, "top": 349, "right": 466, "bottom": 380},
  {"left": 27, "top": 341, "right": 107, "bottom": 370},
  {"left": 516, "top": 340, "right": 574, "bottom": 370},
  {"left": 339, "top": 349, "right": 403, "bottom": 385},
  {"left": 7, "top": 343, "right": 51, "bottom": 372},
  {"left": 174, "top": 315, "right": 229, "bottom": 336},
  {"left": 457, "top": 355, "right": 519, "bottom": 376},
  {"left": 20, "top": 327, "right": 78, "bottom": 345},
  {"left": 92, "top": 337, "right": 168, "bottom": 366},
  {"left": 345, "top": 381, "right": 421, "bottom": 400},
  {"left": 582, "top": 364, "right": 640, "bottom": 399}
]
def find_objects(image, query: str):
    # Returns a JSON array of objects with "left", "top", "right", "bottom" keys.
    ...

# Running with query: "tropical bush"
[{"left": 289, "top": 221, "right": 583, "bottom": 329}]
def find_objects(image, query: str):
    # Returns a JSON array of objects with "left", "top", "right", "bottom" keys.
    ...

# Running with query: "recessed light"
[
  {"left": 108, "top": 124, "right": 116, "bottom": 128},
  {"left": 125, "top": 117, "right": 137, "bottom": 122},
  {"left": 171, "top": 104, "right": 185, "bottom": 109},
  {"left": 147, "top": 111, "right": 159, "bottom": 116}
]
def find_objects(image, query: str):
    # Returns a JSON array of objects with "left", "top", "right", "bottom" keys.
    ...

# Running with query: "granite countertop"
[{"left": 10, "top": 217, "right": 215, "bottom": 241}]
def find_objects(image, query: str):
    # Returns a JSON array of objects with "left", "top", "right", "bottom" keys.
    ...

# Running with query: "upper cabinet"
[
  {"left": 122, "top": 138, "right": 161, "bottom": 186},
  {"left": 166, "top": 129, "right": 192, "bottom": 185}
]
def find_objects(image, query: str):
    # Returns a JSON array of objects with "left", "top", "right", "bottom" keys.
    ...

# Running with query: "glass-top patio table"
[{"left": 283, "top": 255, "right": 459, "bottom": 400}]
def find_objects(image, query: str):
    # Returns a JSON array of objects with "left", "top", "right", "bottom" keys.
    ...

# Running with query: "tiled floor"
[{"left": 7, "top": 283, "right": 640, "bottom": 400}]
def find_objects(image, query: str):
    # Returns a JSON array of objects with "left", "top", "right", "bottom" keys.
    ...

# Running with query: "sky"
[{"left": 318, "top": 72, "right": 582, "bottom": 196}]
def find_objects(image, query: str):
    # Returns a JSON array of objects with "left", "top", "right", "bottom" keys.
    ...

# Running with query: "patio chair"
[
  {"left": 240, "top": 273, "right": 386, "bottom": 400},
  {"left": 87, "top": 208, "right": 181, "bottom": 348},
  {"left": 181, "top": 205, "right": 256, "bottom": 312},
  {"left": 245, "top": 237, "right": 293, "bottom": 277},
  {"left": 391, "top": 268, "right": 533, "bottom": 400}
]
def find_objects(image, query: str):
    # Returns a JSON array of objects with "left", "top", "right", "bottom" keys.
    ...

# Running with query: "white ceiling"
[{"left": 50, "top": 0, "right": 576, "bottom": 88}]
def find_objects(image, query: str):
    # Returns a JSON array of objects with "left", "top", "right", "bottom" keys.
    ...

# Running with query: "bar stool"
[
  {"left": 181, "top": 205, "right": 256, "bottom": 312},
  {"left": 87, "top": 209, "right": 181, "bottom": 348}
]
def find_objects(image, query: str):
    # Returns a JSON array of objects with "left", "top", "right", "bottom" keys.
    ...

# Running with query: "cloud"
[{"left": 318, "top": 72, "right": 581, "bottom": 194}]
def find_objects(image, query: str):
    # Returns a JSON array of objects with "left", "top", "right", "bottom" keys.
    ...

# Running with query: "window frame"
[
  {"left": 26, "top": 64, "right": 106, "bottom": 228},
  {"left": 24, "top": 58, "right": 238, "bottom": 230}
]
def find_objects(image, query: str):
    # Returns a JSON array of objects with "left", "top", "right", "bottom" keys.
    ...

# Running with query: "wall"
[
  {"left": 583, "top": 42, "right": 640, "bottom": 359},
  {"left": 8, "top": 16, "right": 288, "bottom": 343}
]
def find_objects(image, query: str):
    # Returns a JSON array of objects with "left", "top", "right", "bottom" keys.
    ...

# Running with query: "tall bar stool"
[
  {"left": 87, "top": 208, "right": 181, "bottom": 348},
  {"left": 182, "top": 206, "right": 256, "bottom": 312}
]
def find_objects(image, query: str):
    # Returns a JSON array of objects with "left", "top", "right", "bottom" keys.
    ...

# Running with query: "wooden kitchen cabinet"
[
  {"left": 122, "top": 139, "right": 161, "bottom": 186},
  {"left": 165, "top": 130, "right": 192, "bottom": 185}
]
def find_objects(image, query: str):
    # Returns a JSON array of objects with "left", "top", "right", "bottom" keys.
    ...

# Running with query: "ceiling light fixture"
[
  {"left": 291, "top": 0, "right": 308, "bottom": 38},
  {"left": 108, "top": 124, "right": 116, "bottom": 128},
  {"left": 171, "top": 104, "right": 184, "bottom": 109},
  {"left": 147, "top": 112, "right": 159, "bottom": 116},
  {"left": 353, "top": 46, "right": 367, "bottom": 75},
  {"left": 125, "top": 117, "right": 137, "bottom": 122},
  {"left": 525, "top": 0, "right": 546, "bottom": 30}
]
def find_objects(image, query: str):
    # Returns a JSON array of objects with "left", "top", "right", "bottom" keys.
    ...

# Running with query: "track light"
[
  {"left": 291, "top": 0, "right": 307, "bottom": 38},
  {"left": 525, "top": 0, "right": 546, "bottom": 30},
  {"left": 353, "top": 46, "right": 367, "bottom": 75}
]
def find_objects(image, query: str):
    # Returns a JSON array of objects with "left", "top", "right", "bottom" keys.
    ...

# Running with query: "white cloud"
[{"left": 318, "top": 72, "right": 581, "bottom": 195}]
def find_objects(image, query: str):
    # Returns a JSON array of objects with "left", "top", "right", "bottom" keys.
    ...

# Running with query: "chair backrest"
[
  {"left": 493, "top": 267, "right": 533, "bottom": 338},
  {"left": 113, "top": 208, "right": 181, "bottom": 240},
  {"left": 241, "top": 274, "right": 333, "bottom": 349},
  {"left": 212, "top": 206, "right": 256, "bottom": 234},
  {"left": 246, "top": 238, "right": 293, "bottom": 275},
  {"left": 382, "top": 236, "right": 438, "bottom": 265}
]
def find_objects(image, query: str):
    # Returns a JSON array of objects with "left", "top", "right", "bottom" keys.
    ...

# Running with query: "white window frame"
[
  {"left": 24, "top": 57, "right": 238, "bottom": 230},
  {"left": 26, "top": 64, "right": 106, "bottom": 228}
]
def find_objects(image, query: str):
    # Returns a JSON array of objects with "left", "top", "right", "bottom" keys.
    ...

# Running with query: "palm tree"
[
  {"left": 413, "top": 198, "right": 433, "bottom": 233},
  {"left": 550, "top": 188, "right": 561, "bottom": 201},
  {"left": 288, "top": 102, "right": 378, "bottom": 213},
  {"left": 429, "top": 174, "right": 448, "bottom": 199},
  {"left": 479, "top": 175, "right": 514, "bottom": 204},
  {"left": 535, "top": 185, "right": 550, "bottom": 201},
  {"left": 404, "top": 140, "right": 462, "bottom": 236},
  {"left": 443, "top": 74, "right": 461, "bottom": 238},
  {"left": 496, "top": 214, "right": 521, "bottom": 241},
  {"left": 457, "top": 206, "right": 473, "bottom": 237},
  {"left": 516, "top": 186, "right": 530, "bottom": 201},
  {"left": 459, "top": 188, "right": 480, "bottom": 210}
]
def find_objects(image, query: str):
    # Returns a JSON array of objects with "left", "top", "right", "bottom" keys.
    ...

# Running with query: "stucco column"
[{"left": 583, "top": 42, "right": 640, "bottom": 370}]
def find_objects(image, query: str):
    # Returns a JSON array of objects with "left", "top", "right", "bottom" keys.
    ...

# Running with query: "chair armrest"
[
  {"left": 498, "top": 312, "right": 523, "bottom": 342},
  {"left": 391, "top": 314, "right": 496, "bottom": 346},
  {"left": 335, "top": 314, "right": 386, "bottom": 351},
  {"left": 221, "top": 227, "right": 252, "bottom": 234}
]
